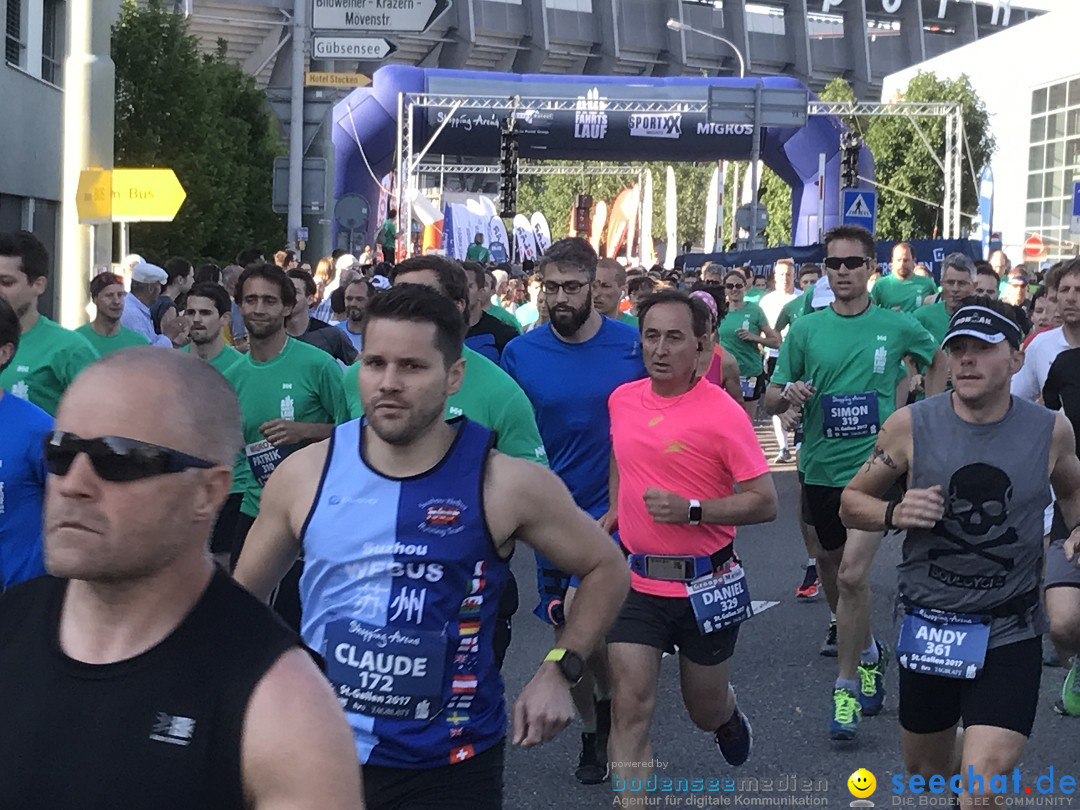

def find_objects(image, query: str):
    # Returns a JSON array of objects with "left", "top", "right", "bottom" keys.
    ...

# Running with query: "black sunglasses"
[
  {"left": 45, "top": 431, "right": 217, "bottom": 482},
  {"left": 824, "top": 256, "right": 870, "bottom": 270},
  {"left": 725, "top": 283, "right": 745, "bottom": 290}
]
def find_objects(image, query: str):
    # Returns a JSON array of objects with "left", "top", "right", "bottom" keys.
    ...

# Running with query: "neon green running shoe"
[
  {"left": 829, "top": 688, "right": 861, "bottom": 740},
  {"left": 1062, "top": 658, "right": 1080, "bottom": 717}
]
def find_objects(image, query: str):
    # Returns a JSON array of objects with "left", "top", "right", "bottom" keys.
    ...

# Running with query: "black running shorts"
[
  {"left": 898, "top": 636, "right": 1042, "bottom": 737},
  {"left": 607, "top": 588, "right": 739, "bottom": 666},
  {"left": 363, "top": 739, "right": 504, "bottom": 810}
]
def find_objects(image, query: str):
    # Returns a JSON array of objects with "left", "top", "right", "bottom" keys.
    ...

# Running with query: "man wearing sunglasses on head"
[
  {"left": 222, "top": 262, "right": 350, "bottom": 627},
  {"left": 0, "top": 296, "right": 51, "bottom": 591},
  {"left": 766, "top": 225, "right": 946, "bottom": 742},
  {"left": 0, "top": 230, "right": 99, "bottom": 416},
  {"left": 0, "top": 348, "right": 364, "bottom": 809}
]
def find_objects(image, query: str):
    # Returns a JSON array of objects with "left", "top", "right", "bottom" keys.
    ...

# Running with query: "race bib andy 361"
[{"left": 896, "top": 606, "right": 991, "bottom": 680}]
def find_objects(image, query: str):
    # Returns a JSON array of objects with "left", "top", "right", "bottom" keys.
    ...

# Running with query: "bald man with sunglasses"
[{"left": 0, "top": 348, "right": 363, "bottom": 809}]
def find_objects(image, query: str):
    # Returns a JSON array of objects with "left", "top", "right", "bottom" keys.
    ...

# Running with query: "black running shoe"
[{"left": 575, "top": 732, "right": 608, "bottom": 784}]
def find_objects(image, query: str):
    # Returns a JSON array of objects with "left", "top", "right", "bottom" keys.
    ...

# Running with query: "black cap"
[{"left": 942, "top": 304, "right": 1022, "bottom": 350}]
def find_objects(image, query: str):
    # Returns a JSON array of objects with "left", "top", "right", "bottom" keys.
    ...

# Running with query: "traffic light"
[
  {"left": 573, "top": 194, "right": 592, "bottom": 233},
  {"left": 840, "top": 131, "right": 861, "bottom": 190},
  {"left": 499, "top": 117, "right": 519, "bottom": 219}
]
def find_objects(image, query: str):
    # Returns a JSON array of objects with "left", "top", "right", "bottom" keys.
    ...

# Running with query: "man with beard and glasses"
[
  {"left": 0, "top": 348, "right": 364, "bottom": 809},
  {"left": 0, "top": 231, "right": 98, "bottom": 415},
  {"left": 222, "top": 263, "right": 348, "bottom": 622},
  {"left": 75, "top": 273, "right": 150, "bottom": 357},
  {"left": 500, "top": 237, "right": 646, "bottom": 785},
  {"left": 182, "top": 283, "right": 243, "bottom": 374},
  {"left": 235, "top": 285, "right": 628, "bottom": 810},
  {"left": 337, "top": 277, "right": 372, "bottom": 353}
]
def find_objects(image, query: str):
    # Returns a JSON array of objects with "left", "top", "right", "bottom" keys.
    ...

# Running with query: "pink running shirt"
[{"left": 608, "top": 377, "right": 770, "bottom": 597}]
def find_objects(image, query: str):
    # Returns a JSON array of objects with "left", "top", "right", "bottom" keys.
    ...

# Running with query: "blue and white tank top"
[{"left": 299, "top": 416, "right": 509, "bottom": 769}]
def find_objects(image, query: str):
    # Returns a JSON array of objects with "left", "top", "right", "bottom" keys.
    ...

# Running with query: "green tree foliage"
[
  {"left": 864, "top": 72, "right": 994, "bottom": 240},
  {"left": 113, "top": 0, "right": 283, "bottom": 262}
]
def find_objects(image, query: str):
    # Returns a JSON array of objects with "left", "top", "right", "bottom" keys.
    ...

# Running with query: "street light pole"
[{"left": 666, "top": 18, "right": 746, "bottom": 79}]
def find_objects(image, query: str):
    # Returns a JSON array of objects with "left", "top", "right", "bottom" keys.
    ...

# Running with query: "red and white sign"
[{"left": 1024, "top": 235, "right": 1047, "bottom": 261}]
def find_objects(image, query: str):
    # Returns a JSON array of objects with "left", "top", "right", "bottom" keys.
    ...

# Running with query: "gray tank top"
[{"left": 903, "top": 392, "right": 1053, "bottom": 648}]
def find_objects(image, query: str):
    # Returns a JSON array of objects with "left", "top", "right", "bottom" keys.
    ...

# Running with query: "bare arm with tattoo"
[{"left": 840, "top": 408, "right": 945, "bottom": 532}]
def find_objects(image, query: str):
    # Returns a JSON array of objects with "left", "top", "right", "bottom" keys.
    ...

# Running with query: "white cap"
[
  {"left": 120, "top": 253, "right": 144, "bottom": 272},
  {"left": 335, "top": 254, "right": 359, "bottom": 273},
  {"left": 810, "top": 274, "right": 835, "bottom": 309},
  {"left": 131, "top": 261, "right": 168, "bottom": 284}
]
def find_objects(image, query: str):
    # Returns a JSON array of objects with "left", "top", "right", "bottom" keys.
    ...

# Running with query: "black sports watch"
[
  {"left": 688, "top": 499, "right": 703, "bottom": 526},
  {"left": 545, "top": 648, "right": 586, "bottom": 686}
]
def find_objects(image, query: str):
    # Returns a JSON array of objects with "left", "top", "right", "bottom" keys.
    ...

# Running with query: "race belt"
[{"left": 628, "top": 545, "right": 734, "bottom": 582}]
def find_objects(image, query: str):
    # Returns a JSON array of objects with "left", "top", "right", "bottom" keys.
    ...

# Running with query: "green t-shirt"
[
  {"left": 913, "top": 300, "right": 952, "bottom": 348},
  {"left": 343, "top": 346, "right": 548, "bottom": 467},
  {"left": 744, "top": 288, "right": 766, "bottom": 306},
  {"left": 74, "top": 324, "right": 149, "bottom": 358},
  {"left": 486, "top": 304, "right": 522, "bottom": 335},
  {"left": 771, "top": 305, "right": 938, "bottom": 487},
  {"left": 718, "top": 302, "right": 768, "bottom": 378},
  {"left": 223, "top": 338, "right": 350, "bottom": 517},
  {"left": 377, "top": 219, "right": 397, "bottom": 249},
  {"left": 870, "top": 273, "right": 938, "bottom": 313},
  {"left": 183, "top": 342, "right": 243, "bottom": 375},
  {"left": 618, "top": 312, "right": 639, "bottom": 327},
  {"left": 775, "top": 293, "right": 808, "bottom": 333},
  {"left": 466, "top": 244, "right": 492, "bottom": 263},
  {"left": 1, "top": 316, "right": 99, "bottom": 415}
]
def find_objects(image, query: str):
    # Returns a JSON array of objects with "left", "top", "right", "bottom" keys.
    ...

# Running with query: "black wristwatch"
[
  {"left": 688, "top": 499, "right": 703, "bottom": 526},
  {"left": 545, "top": 648, "right": 586, "bottom": 686}
]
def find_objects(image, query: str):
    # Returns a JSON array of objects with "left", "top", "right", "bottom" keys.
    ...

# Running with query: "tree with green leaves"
[
  {"left": 113, "top": 0, "right": 283, "bottom": 262},
  {"left": 863, "top": 72, "right": 994, "bottom": 240}
]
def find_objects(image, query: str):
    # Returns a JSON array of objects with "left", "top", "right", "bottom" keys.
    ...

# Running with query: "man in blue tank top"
[
  {"left": 841, "top": 298, "right": 1080, "bottom": 805},
  {"left": 500, "top": 236, "right": 646, "bottom": 784},
  {"left": 235, "top": 285, "right": 630, "bottom": 810}
]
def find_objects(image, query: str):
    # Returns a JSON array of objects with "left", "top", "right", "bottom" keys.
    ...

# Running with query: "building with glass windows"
[{"left": 883, "top": 2, "right": 1080, "bottom": 263}]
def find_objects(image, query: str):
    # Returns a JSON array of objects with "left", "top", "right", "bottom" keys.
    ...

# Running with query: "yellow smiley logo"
[{"left": 848, "top": 768, "right": 877, "bottom": 798}]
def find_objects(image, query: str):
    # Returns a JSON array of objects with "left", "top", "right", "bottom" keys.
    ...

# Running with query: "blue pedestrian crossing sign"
[{"left": 841, "top": 189, "right": 877, "bottom": 235}]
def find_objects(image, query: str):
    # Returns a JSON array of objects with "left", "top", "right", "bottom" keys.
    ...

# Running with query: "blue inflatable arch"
[{"left": 332, "top": 65, "right": 872, "bottom": 248}]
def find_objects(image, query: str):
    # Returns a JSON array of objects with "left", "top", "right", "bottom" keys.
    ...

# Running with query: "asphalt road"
[{"left": 496, "top": 441, "right": 1079, "bottom": 810}]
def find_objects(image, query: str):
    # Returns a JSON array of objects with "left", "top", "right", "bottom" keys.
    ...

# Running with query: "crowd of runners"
[{"left": 0, "top": 223, "right": 1077, "bottom": 809}]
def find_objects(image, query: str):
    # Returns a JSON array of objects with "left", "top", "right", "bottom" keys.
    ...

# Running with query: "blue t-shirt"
[
  {"left": 500, "top": 317, "right": 646, "bottom": 515},
  {"left": 0, "top": 393, "right": 52, "bottom": 590}
]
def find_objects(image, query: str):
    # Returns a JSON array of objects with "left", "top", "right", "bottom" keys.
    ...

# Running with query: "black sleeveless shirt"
[{"left": 0, "top": 568, "right": 300, "bottom": 809}]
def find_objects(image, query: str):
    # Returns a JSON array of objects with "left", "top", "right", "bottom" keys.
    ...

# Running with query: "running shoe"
[
  {"left": 575, "top": 732, "right": 608, "bottom": 784},
  {"left": 1061, "top": 658, "right": 1080, "bottom": 717},
  {"left": 820, "top": 619, "right": 838, "bottom": 657},
  {"left": 829, "top": 688, "right": 861, "bottom": 741},
  {"left": 773, "top": 450, "right": 793, "bottom": 464},
  {"left": 795, "top": 565, "right": 819, "bottom": 601},
  {"left": 857, "top": 641, "right": 887, "bottom": 716},
  {"left": 715, "top": 704, "right": 753, "bottom": 766}
]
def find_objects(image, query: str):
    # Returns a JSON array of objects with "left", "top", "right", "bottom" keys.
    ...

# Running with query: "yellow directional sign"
[
  {"left": 76, "top": 169, "right": 113, "bottom": 224},
  {"left": 75, "top": 168, "right": 187, "bottom": 224},
  {"left": 304, "top": 71, "right": 371, "bottom": 88}
]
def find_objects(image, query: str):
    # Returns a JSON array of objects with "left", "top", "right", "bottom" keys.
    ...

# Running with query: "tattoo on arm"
[{"left": 863, "top": 445, "right": 898, "bottom": 474}]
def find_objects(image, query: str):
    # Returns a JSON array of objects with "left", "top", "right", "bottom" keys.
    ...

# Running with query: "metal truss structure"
[{"left": 395, "top": 92, "right": 965, "bottom": 246}]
